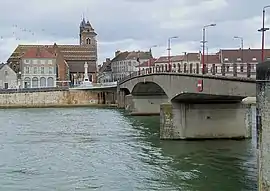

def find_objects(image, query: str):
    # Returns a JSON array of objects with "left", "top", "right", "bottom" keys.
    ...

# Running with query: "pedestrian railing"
[{"left": 118, "top": 64, "right": 256, "bottom": 84}]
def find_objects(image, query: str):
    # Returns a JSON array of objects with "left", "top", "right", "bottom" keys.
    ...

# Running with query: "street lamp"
[
  {"left": 234, "top": 36, "right": 244, "bottom": 65},
  {"left": 258, "top": 5, "right": 270, "bottom": 62},
  {"left": 234, "top": 36, "right": 244, "bottom": 50},
  {"left": 167, "top": 36, "right": 178, "bottom": 72},
  {"left": 148, "top": 45, "right": 158, "bottom": 69},
  {"left": 201, "top": 23, "right": 216, "bottom": 74}
]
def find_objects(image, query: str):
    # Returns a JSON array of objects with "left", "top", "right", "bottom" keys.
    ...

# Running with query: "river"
[{"left": 0, "top": 107, "right": 257, "bottom": 191}]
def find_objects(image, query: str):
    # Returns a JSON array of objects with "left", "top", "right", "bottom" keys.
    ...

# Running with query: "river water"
[{"left": 0, "top": 107, "right": 257, "bottom": 191}]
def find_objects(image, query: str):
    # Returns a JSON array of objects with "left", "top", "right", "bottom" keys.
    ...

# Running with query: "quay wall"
[{"left": 0, "top": 89, "right": 112, "bottom": 108}]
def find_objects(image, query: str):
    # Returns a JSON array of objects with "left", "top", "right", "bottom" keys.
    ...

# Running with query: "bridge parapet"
[{"left": 118, "top": 63, "right": 255, "bottom": 85}]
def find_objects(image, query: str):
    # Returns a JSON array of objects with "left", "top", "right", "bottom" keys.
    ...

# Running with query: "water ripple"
[{"left": 0, "top": 108, "right": 257, "bottom": 191}]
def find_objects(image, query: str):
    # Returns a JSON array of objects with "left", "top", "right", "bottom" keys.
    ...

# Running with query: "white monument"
[{"left": 82, "top": 62, "right": 92, "bottom": 86}]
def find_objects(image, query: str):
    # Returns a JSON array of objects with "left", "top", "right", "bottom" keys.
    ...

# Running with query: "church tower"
[{"left": 79, "top": 18, "right": 97, "bottom": 47}]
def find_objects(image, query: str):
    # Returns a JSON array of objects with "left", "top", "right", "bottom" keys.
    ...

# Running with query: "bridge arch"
[
  {"left": 120, "top": 87, "right": 131, "bottom": 96},
  {"left": 131, "top": 81, "right": 167, "bottom": 97}
]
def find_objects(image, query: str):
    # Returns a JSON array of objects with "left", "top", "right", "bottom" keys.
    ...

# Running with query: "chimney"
[{"left": 115, "top": 50, "right": 121, "bottom": 57}]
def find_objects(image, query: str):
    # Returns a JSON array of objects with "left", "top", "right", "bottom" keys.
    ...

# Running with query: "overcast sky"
[{"left": 0, "top": 0, "right": 270, "bottom": 64}]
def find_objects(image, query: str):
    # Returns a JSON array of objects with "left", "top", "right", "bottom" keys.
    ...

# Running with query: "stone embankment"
[{"left": 0, "top": 88, "right": 116, "bottom": 108}]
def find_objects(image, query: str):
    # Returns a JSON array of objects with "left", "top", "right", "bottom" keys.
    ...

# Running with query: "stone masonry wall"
[
  {"left": 0, "top": 90, "right": 99, "bottom": 108},
  {"left": 257, "top": 61, "right": 270, "bottom": 190}
]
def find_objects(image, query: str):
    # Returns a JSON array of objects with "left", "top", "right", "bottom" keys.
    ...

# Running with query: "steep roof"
[
  {"left": 218, "top": 49, "right": 270, "bottom": 63},
  {"left": 136, "top": 58, "right": 157, "bottom": 67},
  {"left": 7, "top": 44, "right": 97, "bottom": 63},
  {"left": 21, "top": 47, "right": 55, "bottom": 59},
  {"left": 111, "top": 51, "right": 152, "bottom": 62},
  {"left": 155, "top": 53, "right": 200, "bottom": 63},
  {"left": 0, "top": 63, "right": 5, "bottom": 70},
  {"left": 205, "top": 54, "right": 220, "bottom": 64}
]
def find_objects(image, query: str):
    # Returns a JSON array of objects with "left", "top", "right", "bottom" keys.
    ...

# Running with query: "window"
[
  {"left": 252, "top": 57, "right": 257, "bottom": 61},
  {"left": 34, "top": 67, "right": 37, "bottom": 74},
  {"left": 4, "top": 70, "right": 8, "bottom": 76},
  {"left": 25, "top": 59, "right": 29, "bottom": 64},
  {"left": 24, "top": 77, "right": 31, "bottom": 88},
  {"left": 4, "top": 83, "right": 8, "bottom": 89},
  {"left": 226, "top": 66, "right": 230, "bottom": 72},
  {"left": 86, "top": 38, "right": 91, "bottom": 44},
  {"left": 224, "top": 58, "right": 229, "bottom": 61},
  {"left": 25, "top": 67, "right": 30, "bottom": 74},
  {"left": 237, "top": 58, "right": 241, "bottom": 61},
  {"left": 40, "top": 77, "right": 46, "bottom": 87},
  {"left": 184, "top": 63, "right": 187, "bottom": 73},
  {"left": 49, "top": 67, "right": 53, "bottom": 74},
  {"left": 240, "top": 65, "right": 244, "bottom": 72},
  {"left": 32, "top": 77, "right": 38, "bottom": 88},
  {"left": 41, "top": 67, "right": 44, "bottom": 74}
]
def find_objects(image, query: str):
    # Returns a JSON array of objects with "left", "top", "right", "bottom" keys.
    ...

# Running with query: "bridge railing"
[{"left": 118, "top": 63, "right": 256, "bottom": 84}]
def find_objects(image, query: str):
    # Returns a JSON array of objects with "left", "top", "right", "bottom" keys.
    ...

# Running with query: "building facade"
[
  {"left": 7, "top": 17, "right": 98, "bottom": 86},
  {"left": 216, "top": 48, "right": 270, "bottom": 78},
  {"left": 154, "top": 53, "right": 201, "bottom": 73},
  {"left": 20, "top": 47, "right": 57, "bottom": 88},
  {"left": 110, "top": 50, "right": 152, "bottom": 81},
  {"left": 98, "top": 58, "right": 112, "bottom": 83},
  {"left": 0, "top": 63, "right": 17, "bottom": 89}
]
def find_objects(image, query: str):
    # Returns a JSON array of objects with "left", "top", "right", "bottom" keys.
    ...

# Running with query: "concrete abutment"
[
  {"left": 124, "top": 95, "right": 168, "bottom": 115},
  {"left": 160, "top": 102, "right": 252, "bottom": 140}
]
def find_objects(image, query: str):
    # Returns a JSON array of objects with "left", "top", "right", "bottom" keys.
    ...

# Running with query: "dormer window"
[
  {"left": 224, "top": 58, "right": 229, "bottom": 61},
  {"left": 252, "top": 57, "right": 257, "bottom": 61},
  {"left": 237, "top": 58, "right": 241, "bottom": 61}
]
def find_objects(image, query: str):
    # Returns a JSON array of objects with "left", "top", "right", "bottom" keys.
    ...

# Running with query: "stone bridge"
[{"left": 117, "top": 72, "right": 256, "bottom": 140}]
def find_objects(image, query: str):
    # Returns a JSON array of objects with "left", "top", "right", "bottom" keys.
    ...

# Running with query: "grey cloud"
[{"left": 0, "top": 0, "right": 269, "bottom": 62}]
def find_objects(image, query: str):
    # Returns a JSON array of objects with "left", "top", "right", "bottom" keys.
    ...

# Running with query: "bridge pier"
[
  {"left": 125, "top": 95, "right": 168, "bottom": 115},
  {"left": 257, "top": 61, "right": 270, "bottom": 190},
  {"left": 117, "top": 90, "right": 126, "bottom": 108},
  {"left": 160, "top": 102, "right": 251, "bottom": 140}
]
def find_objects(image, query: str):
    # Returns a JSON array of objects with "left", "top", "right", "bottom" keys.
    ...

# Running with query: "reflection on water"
[{"left": 0, "top": 108, "right": 257, "bottom": 191}]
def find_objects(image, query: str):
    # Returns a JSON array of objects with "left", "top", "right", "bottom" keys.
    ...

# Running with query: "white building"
[
  {"left": 20, "top": 47, "right": 57, "bottom": 88},
  {"left": 0, "top": 63, "right": 17, "bottom": 89},
  {"left": 110, "top": 50, "right": 152, "bottom": 81}
]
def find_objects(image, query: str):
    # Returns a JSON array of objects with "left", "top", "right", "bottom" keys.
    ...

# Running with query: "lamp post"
[
  {"left": 201, "top": 23, "right": 216, "bottom": 74},
  {"left": 167, "top": 36, "right": 178, "bottom": 72},
  {"left": 148, "top": 45, "right": 158, "bottom": 71},
  {"left": 234, "top": 36, "right": 244, "bottom": 65},
  {"left": 258, "top": 5, "right": 270, "bottom": 62}
]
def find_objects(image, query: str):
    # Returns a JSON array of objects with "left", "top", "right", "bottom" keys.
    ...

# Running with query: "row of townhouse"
[
  {"left": 136, "top": 48, "right": 270, "bottom": 78},
  {"left": 98, "top": 48, "right": 270, "bottom": 83}
]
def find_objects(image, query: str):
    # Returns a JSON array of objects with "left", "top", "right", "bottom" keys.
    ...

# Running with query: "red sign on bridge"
[{"left": 197, "top": 79, "right": 203, "bottom": 92}]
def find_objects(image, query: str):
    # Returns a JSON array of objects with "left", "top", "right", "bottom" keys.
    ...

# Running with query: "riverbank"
[{"left": 0, "top": 88, "right": 117, "bottom": 109}]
